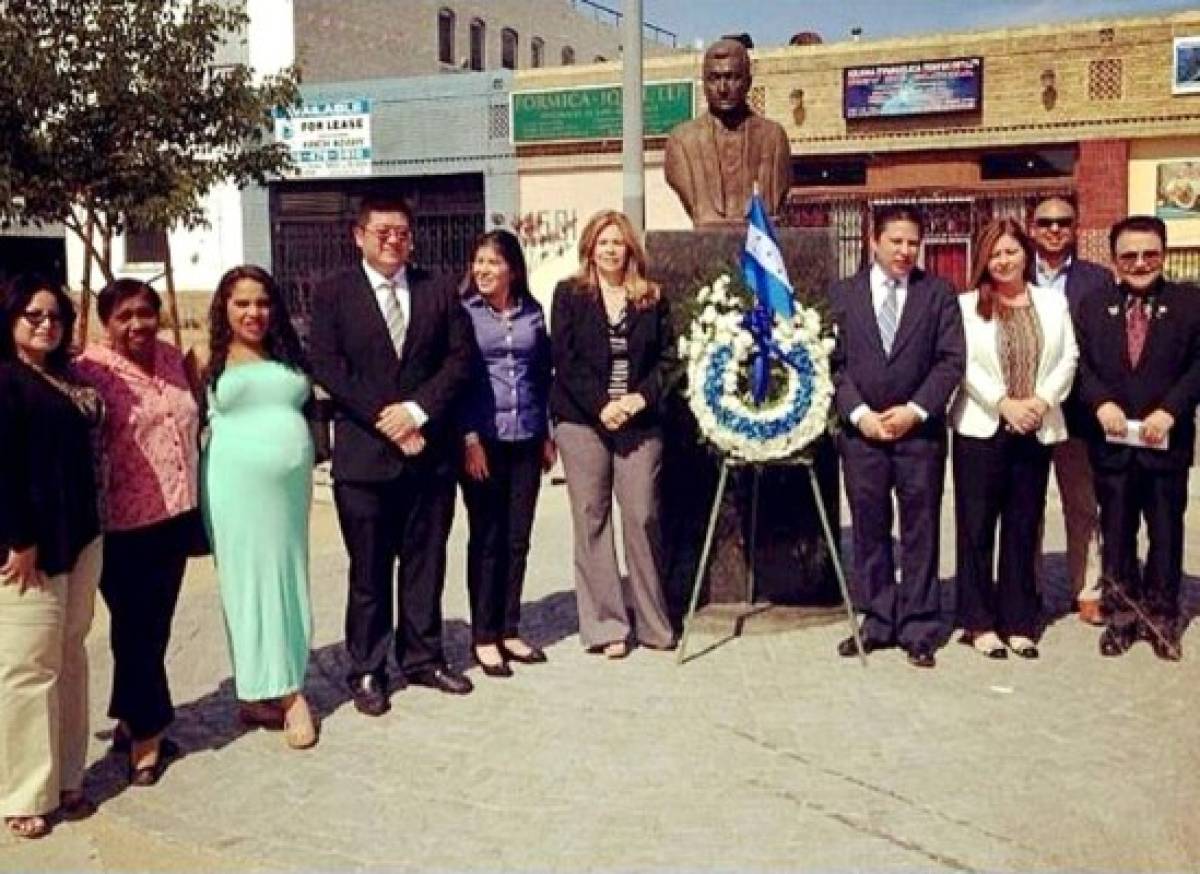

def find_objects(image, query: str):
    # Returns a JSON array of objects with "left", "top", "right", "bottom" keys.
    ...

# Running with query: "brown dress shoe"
[{"left": 1077, "top": 599, "right": 1104, "bottom": 626}]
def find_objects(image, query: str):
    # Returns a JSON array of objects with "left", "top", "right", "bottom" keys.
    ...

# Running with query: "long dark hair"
[
  {"left": 0, "top": 274, "right": 77, "bottom": 372},
  {"left": 206, "top": 265, "right": 306, "bottom": 386},
  {"left": 969, "top": 218, "right": 1036, "bottom": 321},
  {"left": 463, "top": 229, "right": 531, "bottom": 302}
]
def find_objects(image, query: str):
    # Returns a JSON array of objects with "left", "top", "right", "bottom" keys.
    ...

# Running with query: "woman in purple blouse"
[{"left": 458, "top": 230, "right": 555, "bottom": 678}]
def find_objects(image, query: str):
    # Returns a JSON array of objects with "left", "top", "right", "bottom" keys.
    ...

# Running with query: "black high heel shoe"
[
  {"left": 474, "top": 648, "right": 513, "bottom": 678},
  {"left": 499, "top": 640, "right": 547, "bottom": 664},
  {"left": 128, "top": 737, "right": 180, "bottom": 787}
]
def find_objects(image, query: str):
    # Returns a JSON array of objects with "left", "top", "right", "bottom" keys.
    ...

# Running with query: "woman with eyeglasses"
[
  {"left": 189, "top": 265, "right": 317, "bottom": 749},
  {"left": 76, "top": 279, "right": 200, "bottom": 787},
  {"left": 0, "top": 275, "right": 104, "bottom": 839},
  {"left": 950, "top": 218, "right": 1078, "bottom": 660}
]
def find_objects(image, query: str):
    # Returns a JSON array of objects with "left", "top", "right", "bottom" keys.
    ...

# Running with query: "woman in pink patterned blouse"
[{"left": 76, "top": 279, "right": 200, "bottom": 788}]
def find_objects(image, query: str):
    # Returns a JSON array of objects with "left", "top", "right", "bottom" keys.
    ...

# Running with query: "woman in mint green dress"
[{"left": 193, "top": 265, "right": 317, "bottom": 750}]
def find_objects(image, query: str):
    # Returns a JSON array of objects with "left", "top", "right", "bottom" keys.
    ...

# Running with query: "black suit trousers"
[
  {"left": 952, "top": 431, "right": 1051, "bottom": 639},
  {"left": 839, "top": 431, "right": 949, "bottom": 649},
  {"left": 335, "top": 470, "right": 456, "bottom": 682},
  {"left": 1094, "top": 460, "right": 1187, "bottom": 624},
  {"left": 459, "top": 438, "right": 543, "bottom": 644}
]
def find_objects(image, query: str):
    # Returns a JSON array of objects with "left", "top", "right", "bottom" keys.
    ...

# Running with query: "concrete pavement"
[{"left": 3, "top": 469, "right": 1199, "bottom": 872}]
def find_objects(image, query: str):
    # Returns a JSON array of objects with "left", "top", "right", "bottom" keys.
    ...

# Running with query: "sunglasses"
[
  {"left": 1115, "top": 250, "right": 1163, "bottom": 267},
  {"left": 1034, "top": 216, "right": 1075, "bottom": 229},
  {"left": 21, "top": 309, "right": 64, "bottom": 328},
  {"left": 361, "top": 225, "right": 412, "bottom": 243}
]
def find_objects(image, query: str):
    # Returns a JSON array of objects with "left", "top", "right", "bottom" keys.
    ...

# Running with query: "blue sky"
[{"left": 640, "top": 0, "right": 1199, "bottom": 48}]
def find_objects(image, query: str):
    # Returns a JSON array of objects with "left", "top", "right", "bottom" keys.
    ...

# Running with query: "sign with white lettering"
[
  {"left": 844, "top": 58, "right": 983, "bottom": 119},
  {"left": 510, "top": 81, "right": 693, "bottom": 144},
  {"left": 274, "top": 99, "right": 373, "bottom": 177}
]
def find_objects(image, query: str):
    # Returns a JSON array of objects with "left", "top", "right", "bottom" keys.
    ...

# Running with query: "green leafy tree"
[{"left": 0, "top": 0, "right": 299, "bottom": 343}]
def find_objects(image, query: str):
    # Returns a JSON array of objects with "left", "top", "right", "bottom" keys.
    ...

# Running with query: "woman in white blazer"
[{"left": 949, "top": 218, "right": 1078, "bottom": 659}]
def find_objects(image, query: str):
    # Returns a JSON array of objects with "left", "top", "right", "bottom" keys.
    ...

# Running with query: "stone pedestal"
[{"left": 646, "top": 227, "right": 842, "bottom": 614}]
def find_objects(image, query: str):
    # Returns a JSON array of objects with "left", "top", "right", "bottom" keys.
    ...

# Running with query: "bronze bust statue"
[{"left": 665, "top": 39, "right": 792, "bottom": 228}]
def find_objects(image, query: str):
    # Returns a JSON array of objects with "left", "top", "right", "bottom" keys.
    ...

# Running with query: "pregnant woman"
[{"left": 191, "top": 265, "right": 317, "bottom": 750}]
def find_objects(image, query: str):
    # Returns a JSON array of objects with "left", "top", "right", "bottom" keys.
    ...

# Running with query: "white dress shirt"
[{"left": 361, "top": 259, "right": 427, "bottom": 427}]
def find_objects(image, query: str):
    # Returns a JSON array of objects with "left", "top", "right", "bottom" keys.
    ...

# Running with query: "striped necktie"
[
  {"left": 381, "top": 280, "right": 406, "bottom": 357},
  {"left": 878, "top": 277, "right": 899, "bottom": 356}
]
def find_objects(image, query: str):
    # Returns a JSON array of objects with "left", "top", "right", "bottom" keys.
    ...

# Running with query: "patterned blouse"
[
  {"left": 607, "top": 308, "right": 631, "bottom": 400},
  {"left": 996, "top": 302, "right": 1043, "bottom": 400},
  {"left": 76, "top": 340, "right": 200, "bottom": 532}
]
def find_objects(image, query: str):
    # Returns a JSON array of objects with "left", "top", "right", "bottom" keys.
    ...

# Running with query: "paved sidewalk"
[{"left": 3, "top": 472, "right": 1199, "bottom": 872}]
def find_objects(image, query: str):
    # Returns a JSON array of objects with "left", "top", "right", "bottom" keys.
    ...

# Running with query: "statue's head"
[{"left": 701, "top": 39, "right": 752, "bottom": 122}]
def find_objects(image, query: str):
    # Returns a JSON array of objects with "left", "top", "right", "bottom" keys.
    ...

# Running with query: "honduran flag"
[{"left": 740, "top": 193, "right": 795, "bottom": 320}]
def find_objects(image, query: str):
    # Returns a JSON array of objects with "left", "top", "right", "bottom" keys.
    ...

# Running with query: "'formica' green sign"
[{"left": 511, "top": 80, "right": 693, "bottom": 144}]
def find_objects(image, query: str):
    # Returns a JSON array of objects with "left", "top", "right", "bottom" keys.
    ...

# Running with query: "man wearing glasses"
[
  {"left": 1073, "top": 215, "right": 1200, "bottom": 660},
  {"left": 1029, "top": 196, "right": 1112, "bottom": 625},
  {"left": 310, "top": 196, "right": 478, "bottom": 715}
]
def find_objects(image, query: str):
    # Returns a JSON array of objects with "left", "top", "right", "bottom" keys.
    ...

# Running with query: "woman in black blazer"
[
  {"left": 550, "top": 210, "right": 674, "bottom": 658},
  {"left": 0, "top": 275, "right": 104, "bottom": 839}
]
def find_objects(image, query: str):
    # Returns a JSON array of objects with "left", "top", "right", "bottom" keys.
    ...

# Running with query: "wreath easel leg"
[
  {"left": 677, "top": 461, "right": 731, "bottom": 665},
  {"left": 806, "top": 462, "right": 867, "bottom": 667}
]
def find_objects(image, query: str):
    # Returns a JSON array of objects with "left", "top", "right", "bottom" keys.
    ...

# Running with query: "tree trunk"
[
  {"left": 77, "top": 211, "right": 95, "bottom": 346},
  {"left": 162, "top": 232, "right": 183, "bottom": 348}
]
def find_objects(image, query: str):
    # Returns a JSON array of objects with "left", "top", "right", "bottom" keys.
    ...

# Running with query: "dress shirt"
[
  {"left": 460, "top": 292, "right": 550, "bottom": 442},
  {"left": 1035, "top": 254, "right": 1073, "bottom": 294},
  {"left": 848, "top": 264, "right": 928, "bottom": 427},
  {"left": 361, "top": 259, "right": 427, "bottom": 427},
  {"left": 76, "top": 341, "right": 200, "bottom": 531}
]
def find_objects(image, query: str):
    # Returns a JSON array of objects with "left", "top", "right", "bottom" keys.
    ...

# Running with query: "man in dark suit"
[
  {"left": 1074, "top": 215, "right": 1200, "bottom": 661},
  {"left": 1030, "top": 195, "right": 1113, "bottom": 624},
  {"left": 829, "top": 205, "right": 966, "bottom": 668},
  {"left": 310, "top": 197, "right": 477, "bottom": 714}
]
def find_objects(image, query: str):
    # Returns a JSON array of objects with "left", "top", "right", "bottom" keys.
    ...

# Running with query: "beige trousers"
[
  {"left": 0, "top": 537, "right": 102, "bottom": 817},
  {"left": 1051, "top": 438, "right": 1102, "bottom": 602}
]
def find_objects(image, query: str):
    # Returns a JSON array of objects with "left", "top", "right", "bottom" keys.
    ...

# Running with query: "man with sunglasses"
[
  {"left": 310, "top": 196, "right": 478, "bottom": 715},
  {"left": 1029, "top": 196, "right": 1113, "bottom": 624},
  {"left": 1073, "top": 215, "right": 1200, "bottom": 660}
]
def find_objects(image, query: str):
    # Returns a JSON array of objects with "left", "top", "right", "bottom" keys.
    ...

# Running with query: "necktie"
[
  {"left": 878, "top": 278, "right": 899, "bottom": 356},
  {"left": 382, "top": 281, "right": 406, "bottom": 358},
  {"left": 1126, "top": 297, "right": 1148, "bottom": 368}
]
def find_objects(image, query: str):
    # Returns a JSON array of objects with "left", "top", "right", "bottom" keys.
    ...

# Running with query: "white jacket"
[{"left": 950, "top": 284, "right": 1078, "bottom": 444}]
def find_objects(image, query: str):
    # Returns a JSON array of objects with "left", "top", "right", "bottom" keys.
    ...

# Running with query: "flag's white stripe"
[{"left": 745, "top": 223, "right": 791, "bottom": 290}]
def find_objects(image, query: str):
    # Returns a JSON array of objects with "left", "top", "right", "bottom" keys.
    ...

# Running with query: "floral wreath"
[{"left": 678, "top": 272, "right": 835, "bottom": 464}]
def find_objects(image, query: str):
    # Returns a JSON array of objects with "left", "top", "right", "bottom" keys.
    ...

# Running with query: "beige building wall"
[{"left": 1129, "top": 136, "right": 1200, "bottom": 248}]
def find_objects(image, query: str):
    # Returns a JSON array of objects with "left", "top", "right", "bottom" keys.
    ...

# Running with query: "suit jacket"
[
  {"left": 549, "top": 279, "right": 673, "bottom": 453},
  {"left": 1074, "top": 278, "right": 1200, "bottom": 471},
  {"left": 829, "top": 267, "right": 966, "bottom": 441},
  {"left": 950, "top": 285, "right": 1078, "bottom": 444},
  {"left": 309, "top": 264, "right": 477, "bottom": 482},
  {"left": 664, "top": 111, "right": 791, "bottom": 226},
  {"left": 1056, "top": 256, "right": 1114, "bottom": 436}
]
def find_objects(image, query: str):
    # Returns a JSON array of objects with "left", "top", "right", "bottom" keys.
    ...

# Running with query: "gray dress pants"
[{"left": 554, "top": 423, "right": 673, "bottom": 649}]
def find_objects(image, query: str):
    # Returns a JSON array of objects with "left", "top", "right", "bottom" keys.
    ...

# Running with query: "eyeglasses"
[
  {"left": 21, "top": 309, "right": 63, "bottom": 328},
  {"left": 1115, "top": 250, "right": 1164, "bottom": 267},
  {"left": 361, "top": 225, "right": 412, "bottom": 243},
  {"left": 1034, "top": 216, "right": 1075, "bottom": 229}
]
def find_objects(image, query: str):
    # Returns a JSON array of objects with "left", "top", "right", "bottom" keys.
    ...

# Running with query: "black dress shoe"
[
  {"left": 408, "top": 664, "right": 474, "bottom": 695},
  {"left": 1010, "top": 644, "right": 1039, "bottom": 660},
  {"left": 837, "top": 635, "right": 881, "bottom": 658},
  {"left": 128, "top": 738, "right": 180, "bottom": 787},
  {"left": 906, "top": 646, "right": 937, "bottom": 669},
  {"left": 499, "top": 641, "right": 548, "bottom": 664},
  {"left": 350, "top": 675, "right": 390, "bottom": 717},
  {"left": 1150, "top": 634, "right": 1183, "bottom": 662},
  {"left": 1099, "top": 625, "right": 1134, "bottom": 657}
]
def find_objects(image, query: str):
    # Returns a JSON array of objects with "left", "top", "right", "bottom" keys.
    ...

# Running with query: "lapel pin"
[{"left": 1107, "top": 304, "right": 1120, "bottom": 317}]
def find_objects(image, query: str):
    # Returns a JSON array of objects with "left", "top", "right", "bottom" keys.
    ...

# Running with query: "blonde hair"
[{"left": 571, "top": 210, "right": 660, "bottom": 310}]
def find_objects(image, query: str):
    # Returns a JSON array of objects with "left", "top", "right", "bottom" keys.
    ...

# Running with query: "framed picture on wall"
[
  {"left": 1156, "top": 161, "right": 1200, "bottom": 219},
  {"left": 1172, "top": 36, "right": 1200, "bottom": 94}
]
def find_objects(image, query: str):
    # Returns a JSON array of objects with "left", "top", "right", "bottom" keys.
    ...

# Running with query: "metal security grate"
[
  {"left": 1088, "top": 58, "right": 1123, "bottom": 100},
  {"left": 489, "top": 104, "right": 510, "bottom": 140},
  {"left": 748, "top": 85, "right": 766, "bottom": 116}
]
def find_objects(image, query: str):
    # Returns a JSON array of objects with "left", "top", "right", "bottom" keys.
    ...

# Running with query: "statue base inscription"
[{"left": 646, "top": 227, "right": 842, "bottom": 615}]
